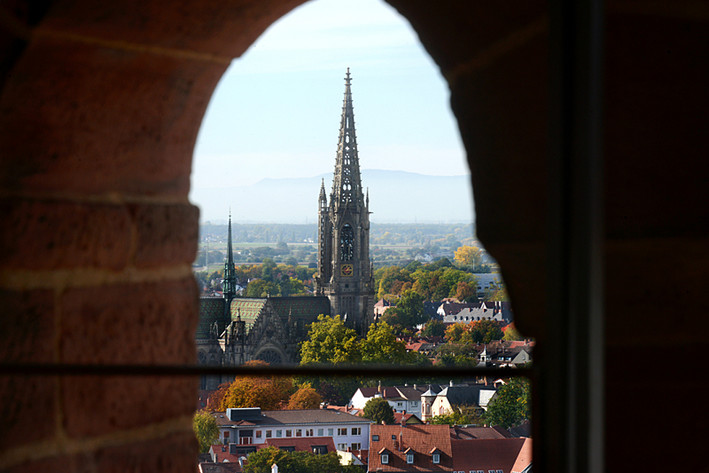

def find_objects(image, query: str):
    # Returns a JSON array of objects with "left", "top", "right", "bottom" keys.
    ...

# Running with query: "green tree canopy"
[
  {"left": 421, "top": 319, "right": 446, "bottom": 338},
  {"left": 244, "top": 447, "right": 354, "bottom": 473},
  {"left": 193, "top": 410, "right": 219, "bottom": 453},
  {"left": 362, "top": 397, "right": 395, "bottom": 425},
  {"left": 483, "top": 378, "right": 531, "bottom": 429},
  {"left": 361, "top": 321, "right": 411, "bottom": 365},
  {"left": 300, "top": 315, "right": 362, "bottom": 365}
]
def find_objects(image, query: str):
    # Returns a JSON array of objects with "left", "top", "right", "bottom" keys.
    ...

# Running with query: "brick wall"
[
  {"left": 0, "top": 1, "right": 302, "bottom": 472},
  {"left": 1, "top": 1, "right": 708, "bottom": 472}
]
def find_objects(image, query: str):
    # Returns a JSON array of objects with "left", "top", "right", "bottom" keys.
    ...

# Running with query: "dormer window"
[
  {"left": 381, "top": 453, "right": 389, "bottom": 464},
  {"left": 432, "top": 452, "right": 441, "bottom": 464},
  {"left": 407, "top": 452, "right": 414, "bottom": 464}
]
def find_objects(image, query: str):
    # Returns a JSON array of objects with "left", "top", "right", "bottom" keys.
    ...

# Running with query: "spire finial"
[{"left": 345, "top": 67, "right": 351, "bottom": 87}]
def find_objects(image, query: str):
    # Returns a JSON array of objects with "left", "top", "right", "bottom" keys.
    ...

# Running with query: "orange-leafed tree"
[
  {"left": 220, "top": 360, "right": 294, "bottom": 411},
  {"left": 287, "top": 384, "right": 322, "bottom": 409},
  {"left": 206, "top": 382, "right": 230, "bottom": 411}
]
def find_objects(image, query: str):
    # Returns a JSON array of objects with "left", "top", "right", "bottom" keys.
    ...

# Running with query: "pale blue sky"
[{"left": 190, "top": 0, "right": 470, "bottom": 222}]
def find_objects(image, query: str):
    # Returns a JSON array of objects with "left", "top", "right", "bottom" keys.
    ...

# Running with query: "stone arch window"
[{"left": 1, "top": 1, "right": 660, "bottom": 472}]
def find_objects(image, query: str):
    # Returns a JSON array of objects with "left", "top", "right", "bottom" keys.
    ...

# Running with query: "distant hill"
[{"left": 191, "top": 169, "right": 475, "bottom": 224}]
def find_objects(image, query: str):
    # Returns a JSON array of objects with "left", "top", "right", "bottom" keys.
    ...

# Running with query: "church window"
[{"left": 340, "top": 224, "right": 354, "bottom": 261}]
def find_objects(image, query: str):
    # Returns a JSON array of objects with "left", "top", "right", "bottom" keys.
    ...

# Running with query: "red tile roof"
[
  {"left": 369, "top": 424, "right": 452, "bottom": 471},
  {"left": 451, "top": 438, "right": 529, "bottom": 472},
  {"left": 265, "top": 436, "right": 337, "bottom": 453}
]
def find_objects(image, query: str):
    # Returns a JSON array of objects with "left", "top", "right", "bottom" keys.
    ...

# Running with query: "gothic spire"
[
  {"left": 331, "top": 67, "right": 364, "bottom": 210},
  {"left": 223, "top": 210, "right": 236, "bottom": 301}
]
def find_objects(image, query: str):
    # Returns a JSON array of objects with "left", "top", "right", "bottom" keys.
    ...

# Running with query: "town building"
[
  {"left": 211, "top": 408, "right": 372, "bottom": 455},
  {"left": 439, "top": 300, "right": 513, "bottom": 325},
  {"left": 368, "top": 424, "right": 531, "bottom": 473}
]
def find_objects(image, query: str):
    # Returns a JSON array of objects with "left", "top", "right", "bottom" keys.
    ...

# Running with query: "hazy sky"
[{"left": 190, "top": 0, "right": 470, "bottom": 221}]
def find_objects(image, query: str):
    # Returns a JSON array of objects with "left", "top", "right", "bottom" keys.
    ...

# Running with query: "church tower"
[
  {"left": 315, "top": 68, "right": 375, "bottom": 334},
  {"left": 222, "top": 211, "right": 237, "bottom": 312}
]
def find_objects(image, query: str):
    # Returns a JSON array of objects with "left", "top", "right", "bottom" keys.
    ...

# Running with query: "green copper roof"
[
  {"left": 197, "top": 297, "right": 230, "bottom": 339},
  {"left": 268, "top": 296, "right": 331, "bottom": 324},
  {"left": 229, "top": 298, "right": 268, "bottom": 332}
]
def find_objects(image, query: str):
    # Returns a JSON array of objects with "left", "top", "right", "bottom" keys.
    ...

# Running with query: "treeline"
[
  {"left": 194, "top": 259, "right": 317, "bottom": 297},
  {"left": 199, "top": 222, "right": 475, "bottom": 246}
]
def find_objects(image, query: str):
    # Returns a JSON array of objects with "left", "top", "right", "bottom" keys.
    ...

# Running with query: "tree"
[
  {"left": 300, "top": 315, "right": 362, "bottom": 365},
  {"left": 287, "top": 384, "right": 322, "bottom": 409},
  {"left": 484, "top": 378, "right": 531, "bottom": 428},
  {"left": 453, "top": 280, "right": 477, "bottom": 302},
  {"left": 244, "top": 447, "right": 351, "bottom": 473},
  {"left": 453, "top": 245, "right": 483, "bottom": 269},
  {"left": 193, "top": 410, "right": 219, "bottom": 453},
  {"left": 384, "top": 289, "right": 425, "bottom": 329},
  {"left": 430, "top": 408, "right": 480, "bottom": 426},
  {"left": 421, "top": 319, "right": 446, "bottom": 338},
  {"left": 503, "top": 322, "right": 524, "bottom": 341},
  {"left": 469, "top": 319, "right": 504, "bottom": 343},
  {"left": 362, "top": 397, "right": 395, "bottom": 425},
  {"left": 361, "top": 321, "right": 411, "bottom": 365},
  {"left": 206, "top": 382, "right": 230, "bottom": 411},
  {"left": 221, "top": 361, "right": 294, "bottom": 410}
]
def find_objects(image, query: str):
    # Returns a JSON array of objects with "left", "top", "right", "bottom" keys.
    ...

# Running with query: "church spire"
[
  {"left": 223, "top": 210, "right": 237, "bottom": 302},
  {"left": 331, "top": 67, "right": 364, "bottom": 211}
]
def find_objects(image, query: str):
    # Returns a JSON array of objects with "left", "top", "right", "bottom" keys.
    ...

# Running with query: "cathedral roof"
[
  {"left": 229, "top": 298, "right": 268, "bottom": 332},
  {"left": 197, "top": 296, "right": 229, "bottom": 339},
  {"left": 268, "top": 296, "right": 331, "bottom": 323}
]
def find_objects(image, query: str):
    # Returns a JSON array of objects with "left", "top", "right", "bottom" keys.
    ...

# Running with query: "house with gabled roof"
[
  {"left": 350, "top": 383, "right": 438, "bottom": 418},
  {"left": 428, "top": 382, "right": 498, "bottom": 418},
  {"left": 211, "top": 408, "right": 371, "bottom": 453},
  {"left": 440, "top": 301, "right": 513, "bottom": 325},
  {"left": 369, "top": 424, "right": 453, "bottom": 472},
  {"left": 478, "top": 340, "right": 534, "bottom": 368}
]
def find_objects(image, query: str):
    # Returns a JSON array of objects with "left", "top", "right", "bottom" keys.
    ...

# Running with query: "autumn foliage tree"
[
  {"left": 213, "top": 360, "right": 294, "bottom": 411},
  {"left": 453, "top": 245, "right": 484, "bottom": 270},
  {"left": 287, "top": 384, "right": 322, "bottom": 409}
]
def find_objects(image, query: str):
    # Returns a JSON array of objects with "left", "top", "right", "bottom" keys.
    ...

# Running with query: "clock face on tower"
[{"left": 340, "top": 264, "right": 353, "bottom": 277}]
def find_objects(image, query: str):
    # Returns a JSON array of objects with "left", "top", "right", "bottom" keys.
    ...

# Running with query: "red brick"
[
  {"left": 62, "top": 375, "right": 198, "bottom": 438},
  {"left": 60, "top": 278, "right": 198, "bottom": 365},
  {"left": 130, "top": 203, "right": 199, "bottom": 268},
  {"left": 0, "top": 376, "right": 56, "bottom": 451},
  {"left": 0, "top": 454, "right": 77, "bottom": 473},
  {"left": 0, "top": 289, "right": 56, "bottom": 363},
  {"left": 93, "top": 432, "right": 197, "bottom": 473},
  {"left": 0, "top": 38, "right": 221, "bottom": 197},
  {"left": 42, "top": 0, "right": 304, "bottom": 58},
  {"left": 0, "top": 198, "right": 131, "bottom": 271}
]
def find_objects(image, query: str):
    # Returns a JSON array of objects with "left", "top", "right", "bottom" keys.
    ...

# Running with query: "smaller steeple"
[
  {"left": 223, "top": 210, "right": 237, "bottom": 302},
  {"left": 319, "top": 178, "right": 327, "bottom": 210}
]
